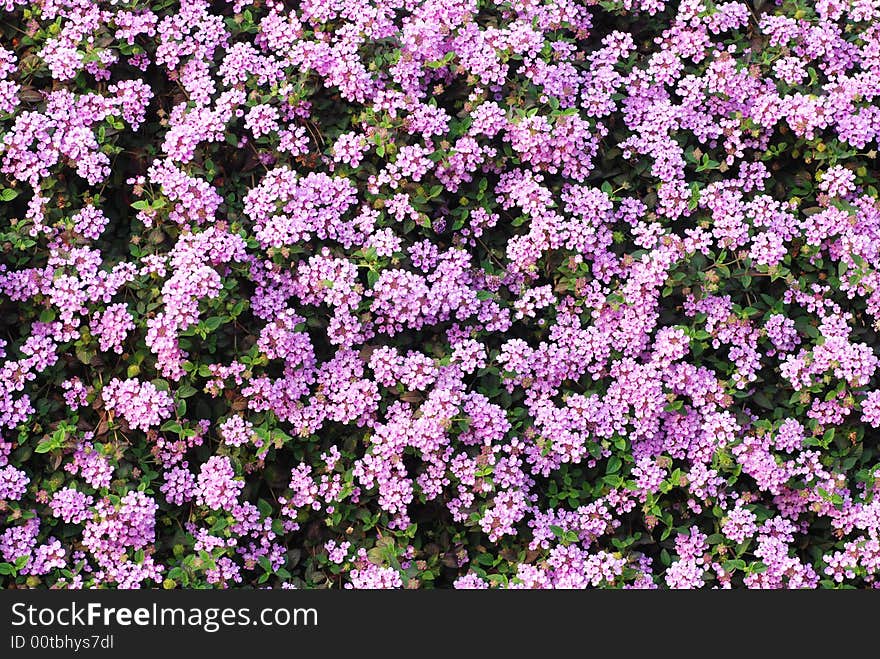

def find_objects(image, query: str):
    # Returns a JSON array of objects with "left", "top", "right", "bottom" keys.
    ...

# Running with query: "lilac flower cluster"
[{"left": 2, "top": 0, "right": 880, "bottom": 591}]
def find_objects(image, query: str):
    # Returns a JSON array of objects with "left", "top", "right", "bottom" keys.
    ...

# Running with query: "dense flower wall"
[{"left": 2, "top": 0, "right": 880, "bottom": 589}]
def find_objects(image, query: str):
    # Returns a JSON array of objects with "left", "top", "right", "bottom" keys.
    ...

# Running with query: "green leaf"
[
  {"left": 35, "top": 434, "right": 63, "bottom": 453},
  {"left": 203, "top": 316, "right": 224, "bottom": 332},
  {"left": 549, "top": 525, "right": 566, "bottom": 540},
  {"left": 607, "top": 456, "right": 622, "bottom": 474},
  {"left": 75, "top": 345, "right": 95, "bottom": 365},
  {"left": 821, "top": 428, "right": 835, "bottom": 447},
  {"left": 177, "top": 383, "right": 197, "bottom": 399},
  {"left": 160, "top": 421, "right": 183, "bottom": 434}
]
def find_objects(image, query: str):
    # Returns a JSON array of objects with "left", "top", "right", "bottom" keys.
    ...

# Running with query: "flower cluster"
[{"left": 2, "top": 0, "right": 880, "bottom": 591}]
